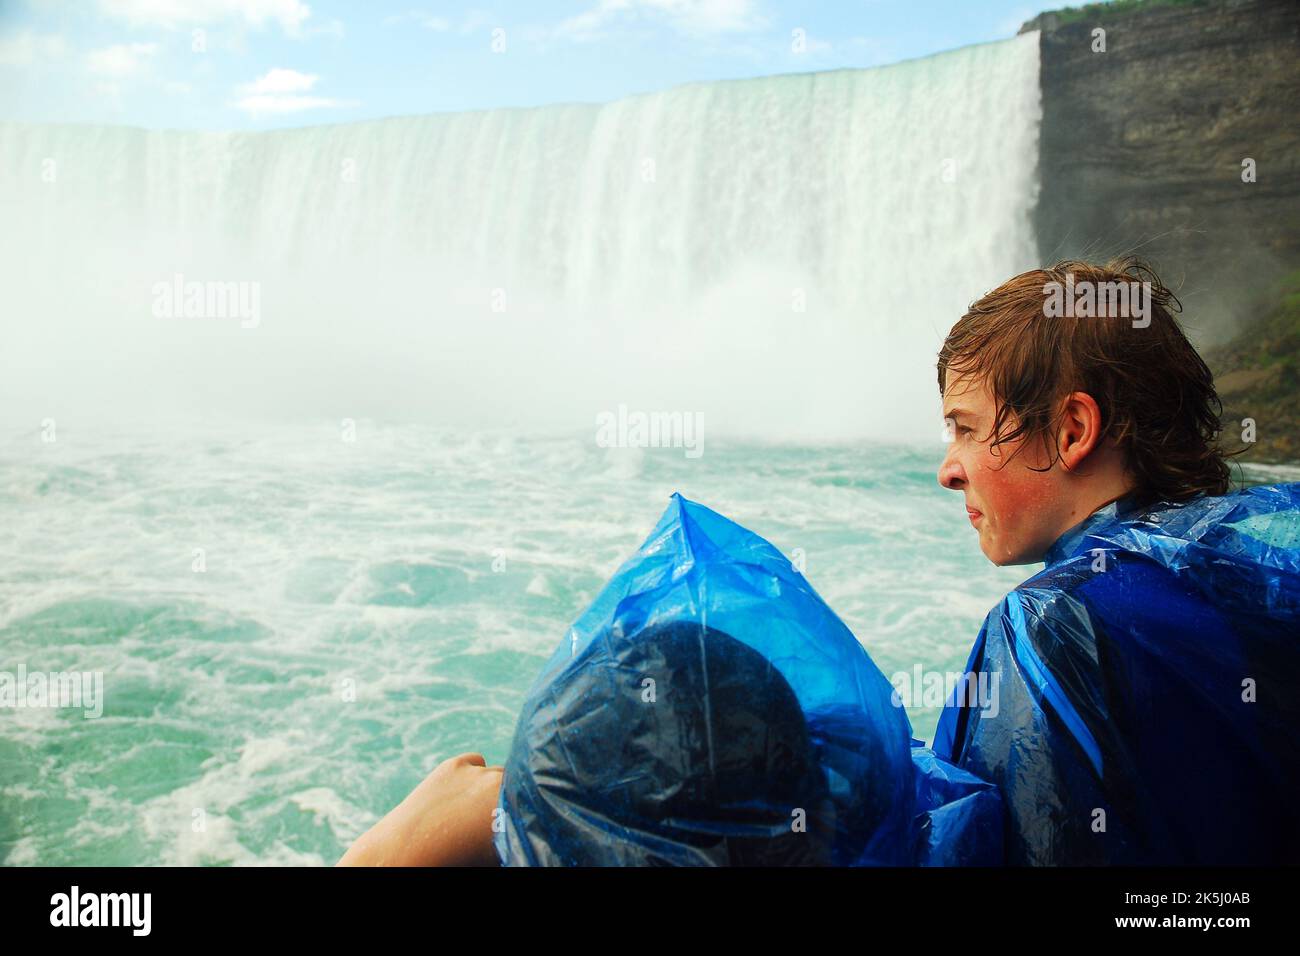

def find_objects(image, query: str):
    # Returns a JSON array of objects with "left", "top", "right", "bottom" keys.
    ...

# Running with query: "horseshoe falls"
[
  {"left": 0, "top": 34, "right": 1040, "bottom": 865},
  {"left": 0, "top": 32, "right": 1040, "bottom": 440}
]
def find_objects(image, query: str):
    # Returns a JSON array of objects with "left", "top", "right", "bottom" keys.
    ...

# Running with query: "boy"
[{"left": 934, "top": 256, "right": 1298, "bottom": 864}]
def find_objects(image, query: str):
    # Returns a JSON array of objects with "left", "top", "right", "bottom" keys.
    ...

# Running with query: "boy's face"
[{"left": 937, "top": 370, "right": 1063, "bottom": 566}]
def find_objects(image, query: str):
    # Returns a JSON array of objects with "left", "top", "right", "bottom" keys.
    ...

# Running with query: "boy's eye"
[{"left": 942, "top": 417, "right": 973, "bottom": 443}]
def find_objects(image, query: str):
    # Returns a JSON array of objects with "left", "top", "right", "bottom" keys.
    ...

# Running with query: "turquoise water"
[{"left": 0, "top": 422, "right": 1196, "bottom": 866}]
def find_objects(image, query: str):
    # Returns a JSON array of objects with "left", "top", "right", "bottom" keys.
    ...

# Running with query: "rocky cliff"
[
  {"left": 1204, "top": 269, "right": 1300, "bottom": 463},
  {"left": 1023, "top": 0, "right": 1300, "bottom": 463},
  {"left": 1023, "top": 0, "right": 1299, "bottom": 342}
]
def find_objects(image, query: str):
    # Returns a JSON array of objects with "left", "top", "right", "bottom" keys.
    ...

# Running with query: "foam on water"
[{"left": 0, "top": 424, "right": 1029, "bottom": 865}]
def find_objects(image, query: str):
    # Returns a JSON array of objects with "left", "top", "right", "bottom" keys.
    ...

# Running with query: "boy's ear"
[{"left": 1057, "top": 391, "right": 1104, "bottom": 471}]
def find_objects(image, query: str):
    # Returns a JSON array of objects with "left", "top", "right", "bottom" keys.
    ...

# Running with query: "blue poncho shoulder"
[{"left": 934, "top": 483, "right": 1300, "bottom": 864}]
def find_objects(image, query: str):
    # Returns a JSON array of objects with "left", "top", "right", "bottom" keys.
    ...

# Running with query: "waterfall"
[{"left": 0, "top": 32, "right": 1040, "bottom": 442}]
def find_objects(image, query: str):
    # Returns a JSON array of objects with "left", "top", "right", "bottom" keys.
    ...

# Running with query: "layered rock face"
[
  {"left": 1024, "top": 0, "right": 1300, "bottom": 464},
  {"left": 1023, "top": 0, "right": 1300, "bottom": 346}
]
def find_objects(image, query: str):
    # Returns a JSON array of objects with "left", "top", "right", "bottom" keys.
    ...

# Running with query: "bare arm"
[{"left": 336, "top": 752, "right": 504, "bottom": 867}]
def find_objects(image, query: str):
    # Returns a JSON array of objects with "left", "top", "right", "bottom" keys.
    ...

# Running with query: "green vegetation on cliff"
[
  {"left": 1039, "top": 0, "right": 1210, "bottom": 27},
  {"left": 1206, "top": 269, "right": 1300, "bottom": 463}
]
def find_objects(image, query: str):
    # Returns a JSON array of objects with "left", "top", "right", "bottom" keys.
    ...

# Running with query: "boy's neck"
[{"left": 1043, "top": 481, "right": 1144, "bottom": 566}]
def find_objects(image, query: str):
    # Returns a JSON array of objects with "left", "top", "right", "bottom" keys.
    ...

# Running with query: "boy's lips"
[{"left": 966, "top": 505, "right": 983, "bottom": 525}]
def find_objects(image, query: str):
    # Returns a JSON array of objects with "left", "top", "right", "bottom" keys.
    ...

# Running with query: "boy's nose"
[{"left": 937, "top": 450, "right": 965, "bottom": 490}]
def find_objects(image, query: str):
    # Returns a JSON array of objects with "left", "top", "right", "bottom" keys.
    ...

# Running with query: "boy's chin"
[{"left": 980, "top": 534, "right": 1045, "bottom": 567}]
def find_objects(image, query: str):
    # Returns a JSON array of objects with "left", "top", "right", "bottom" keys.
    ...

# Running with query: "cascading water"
[{"left": 0, "top": 32, "right": 1040, "bottom": 440}]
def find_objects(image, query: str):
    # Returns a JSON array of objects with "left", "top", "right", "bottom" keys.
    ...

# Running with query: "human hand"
[{"left": 336, "top": 752, "right": 505, "bottom": 867}]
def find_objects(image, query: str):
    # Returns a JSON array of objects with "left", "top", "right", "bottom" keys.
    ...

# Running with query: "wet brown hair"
[{"left": 937, "top": 256, "right": 1234, "bottom": 504}]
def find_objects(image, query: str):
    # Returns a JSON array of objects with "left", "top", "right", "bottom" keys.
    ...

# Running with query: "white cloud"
[
  {"left": 240, "top": 66, "right": 318, "bottom": 94},
  {"left": 97, "top": 0, "right": 312, "bottom": 36},
  {"left": 0, "top": 30, "right": 68, "bottom": 67},
  {"left": 555, "top": 0, "right": 768, "bottom": 42},
  {"left": 234, "top": 67, "right": 352, "bottom": 116},
  {"left": 85, "top": 42, "right": 159, "bottom": 77}
]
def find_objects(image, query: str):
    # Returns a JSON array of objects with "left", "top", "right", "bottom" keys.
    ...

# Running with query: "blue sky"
[{"left": 0, "top": 1, "right": 1067, "bottom": 129}]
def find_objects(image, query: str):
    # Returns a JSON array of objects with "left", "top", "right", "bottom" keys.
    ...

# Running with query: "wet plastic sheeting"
[
  {"left": 495, "top": 493, "right": 998, "bottom": 865},
  {"left": 934, "top": 483, "right": 1300, "bottom": 865},
  {"left": 496, "top": 484, "right": 1299, "bottom": 865}
]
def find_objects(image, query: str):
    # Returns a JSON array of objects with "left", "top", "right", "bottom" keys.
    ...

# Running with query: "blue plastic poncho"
[
  {"left": 495, "top": 484, "right": 1299, "bottom": 865},
  {"left": 494, "top": 493, "right": 999, "bottom": 866},
  {"left": 933, "top": 482, "right": 1300, "bottom": 865}
]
